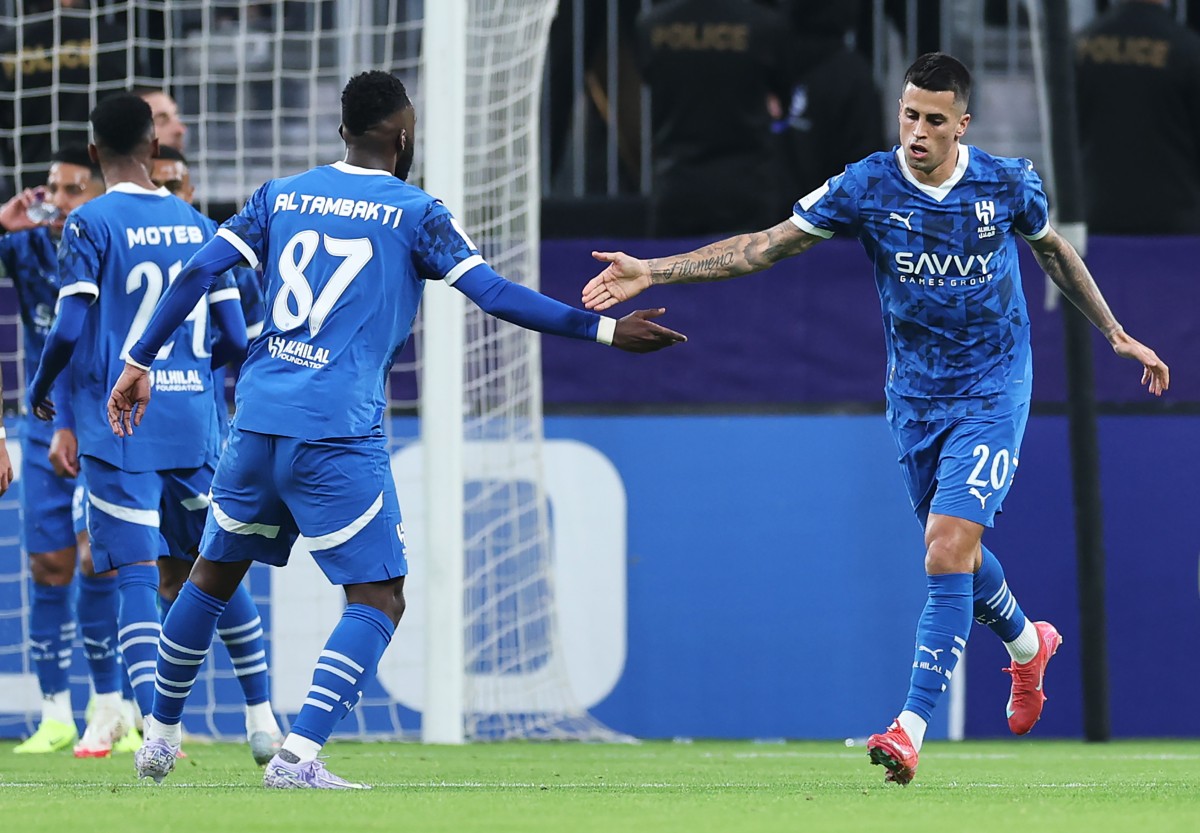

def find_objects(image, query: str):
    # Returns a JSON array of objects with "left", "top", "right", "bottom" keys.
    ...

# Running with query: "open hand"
[
  {"left": 1111, "top": 331, "right": 1169, "bottom": 396},
  {"left": 108, "top": 363, "right": 152, "bottom": 437},
  {"left": 582, "top": 251, "right": 652, "bottom": 311},
  {"left": 612, "top": 308, "right": 687, "bottom": 353}
]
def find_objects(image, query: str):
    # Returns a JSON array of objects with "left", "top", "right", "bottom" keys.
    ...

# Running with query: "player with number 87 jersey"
[{"left": 112, "top": 71, "right": 684, "bottom": 789}]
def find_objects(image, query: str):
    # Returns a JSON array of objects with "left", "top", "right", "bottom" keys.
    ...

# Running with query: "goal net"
[{"left": 0, "top": 0, "right": 622, "bottom": 743}]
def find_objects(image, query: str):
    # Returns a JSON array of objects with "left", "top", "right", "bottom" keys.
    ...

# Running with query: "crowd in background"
[{"left": 2, "top": 0, "right": 1200, "bottom": 237}]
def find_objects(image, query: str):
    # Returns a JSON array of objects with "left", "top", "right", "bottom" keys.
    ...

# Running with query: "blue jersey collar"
[{"left": 895, "top": 144, "right": 970, "bottom": 203}]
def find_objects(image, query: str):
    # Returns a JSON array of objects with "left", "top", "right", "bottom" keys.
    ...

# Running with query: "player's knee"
[
  {"left": 29, "top": 547, "right": 77, "bottom": 586},
  {"left": 924, "top": 530, "right": 978, "bottom": 574},
  {"left": 389, "top": 583, "right": 406, "bottom": 624}
]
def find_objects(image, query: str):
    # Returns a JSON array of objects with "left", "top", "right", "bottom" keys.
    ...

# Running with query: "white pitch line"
[{"left": 0, "top": 780, "right": 1122, "bottom": 791}]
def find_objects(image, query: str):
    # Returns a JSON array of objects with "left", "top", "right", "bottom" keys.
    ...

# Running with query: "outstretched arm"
[
  {"left": 452, "top": 263, "right": 687, "bottom": 353},
  {"left": 1028, "top": 227, "right": 1169, "bottom": 396},
  {"left": 582, "top": 219, "right": 822, "bottom": 311}
]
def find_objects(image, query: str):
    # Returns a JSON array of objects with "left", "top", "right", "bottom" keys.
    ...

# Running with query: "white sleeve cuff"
[
  {"left": 790, "top": 213, "right": 834, "bottom": 239},
  {"left": 125, "top": 356, "right": 152, "bottom": 372},
  {"left": 216, "top": 228, "right": 260, "bottom": 269},
  {"left": 596, "top": 316, "right": 616, "bottom": 346},
  {"left": 246, "top": 320, "right": 264, "bottom": 339},
  {"left": 444, "top": 254, "right": 485, "bottom": 285},
  {"left": 1018, "top": 221, "right": 1050, "bottom": 241},
  {"left": 208, "top": 287, "right": 241, "bottom": 304}
]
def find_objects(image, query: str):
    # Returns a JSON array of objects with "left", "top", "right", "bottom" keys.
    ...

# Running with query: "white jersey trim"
[
  {"left": 208, "top": 287, "right": 241, "bottom": 305},
  {"left": 89, "top": 492, "right": 160, "bottom": 527},
  {"left": 107, "top": 182, "right": 171, "bottom": 197},
  {"left": 331, "top": 160, "right": 393, "bottom": 176},
  {"left": 304, "top": 492, "right": 384, "bottom": 552},
  {"left": 444, "top": 254, "right": 485, "bottom": 285},
  {"left": 57, "top": 281, "right": 99, "bottom": 303},
  {"left": 246, "top": 320, "right": 264, "bottom": 339},
  {"left": 790, "top": 213, "right": 833, "bottom": 239},
  {"left": 1019, "top": 221, "right": 1050, "bottom": 241},
  {"left": 216, "top": 228, "right": 260, "bottom": 270},
  {"left": 895, "top": 144, "right": 971, "bottom": 203},
  {"left": 597, "top": 316, "right": 616, "bottom": 346},
  {"left": 211, "top": 498, "right": 281, "bottom": 539}
]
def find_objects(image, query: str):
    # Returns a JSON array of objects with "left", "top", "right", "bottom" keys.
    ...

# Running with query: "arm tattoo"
[
  {"left": 647, "top": 220, "right": 819, "bottom": 286},
  {"left": 1034, "top": 235, "right": 1122, "bottom": 339}
]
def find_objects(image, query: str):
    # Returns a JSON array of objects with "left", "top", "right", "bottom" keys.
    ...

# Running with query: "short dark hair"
[
  {"left": 340, "top": 71, "right": 411, "bottom": 136},
  {"left": 90, "top": 94, "right": 155, "bottom": 156},
  {"left": 903, "top": 52, "right": 972, "bottom": 107},
  {"left": 155, "top": 145, "right": 188, "bottom": 165},
  {"left": 50, "top": 143, "right": 102, "bottom": 177}
]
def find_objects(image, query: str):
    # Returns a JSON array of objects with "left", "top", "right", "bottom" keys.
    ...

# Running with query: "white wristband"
[
  {"left": 596, "top": 316, "right": 617, "bottom": 347},
  {"left": 0, "top": 426, "right": 7, "bottom": 439},
  {"left": 125, "top": 356, "right": 152, "bottom": 372}
]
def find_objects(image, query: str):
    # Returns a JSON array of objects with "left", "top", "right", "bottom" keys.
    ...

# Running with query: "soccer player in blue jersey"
[
  {"left": 149, "top": 145, "right": 267, "bottom": 604},
  {"left": 0, "top": 147, "right": 130, "bottom": 754},
  {"left": 106, "top": 70, "right": 684, "bottom": 789},
  {"left": 581, "top": 53, "right": 1169, "bottom": 785},
  {"left": 28, "top": 95, "right": 283, "bottom": 762}
]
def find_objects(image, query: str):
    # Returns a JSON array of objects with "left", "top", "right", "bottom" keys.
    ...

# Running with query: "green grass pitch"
[{"left": 1, "top": 739, "right": 1198, "bottom": 833}]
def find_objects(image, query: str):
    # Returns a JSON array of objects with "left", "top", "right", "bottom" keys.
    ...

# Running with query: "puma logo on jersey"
[
  {"left": 889, "top": 211, "right": 915, "bottom": 231},
  {"left": 918, "top": 645, "right": 944, "bottom": 660},
  {"left": 969, "top": 487, "right": 993, "bottom": 509}
]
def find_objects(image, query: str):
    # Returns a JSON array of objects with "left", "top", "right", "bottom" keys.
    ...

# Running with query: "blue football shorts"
[
  {"left": 201, "top": 427, "right": 408, "bottom": 586},
  {"left": 20, "top": 435, "right": 76, "bottom": 554},
  {"left": 80, "top": 455, "right": 215, "bottom": 573},
  {"left": 888, "top": 400, "right": 1030, "bottom": 528}
]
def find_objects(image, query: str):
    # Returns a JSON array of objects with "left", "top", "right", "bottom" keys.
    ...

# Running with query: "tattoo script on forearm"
[{"left": 647, "top": 221, "right": 818, "bottom": 286}]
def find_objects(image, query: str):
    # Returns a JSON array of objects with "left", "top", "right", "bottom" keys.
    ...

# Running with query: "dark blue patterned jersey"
[
  {"left": 216, "top": 161, "right": 483, "bottom": 439},
  {"left": 792, "top": 145, "right": 1049, "bottom": 418},
  {"left": 56, "top": 184, "right": 235, "bottom": 472},
  {"left": 0, "top": 226, "right": 59, "bottom": 444}
]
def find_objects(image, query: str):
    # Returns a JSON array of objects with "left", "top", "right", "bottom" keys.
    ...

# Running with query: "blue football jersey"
[
  {"left": 217, "top": 161, "right": 482, "bottom": 439},
  {"left": 792, "top": 145, "right": 1048, "bottom": 416},
  {"left": 57, "top": 184, "right": 237, "bottom": 472},
  {"left": 0, "top": 227, "right": 60, "bottom": 444}
]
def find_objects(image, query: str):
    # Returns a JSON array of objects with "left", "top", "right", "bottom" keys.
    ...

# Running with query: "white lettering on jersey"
[
  {"left": 894, "top": 251, "right": 995, "bottom": 277},
  {"left": 126, "top": 225, "right": 205, "bottom": 248},
  {"left": 266, "top": 335, "right": 331, "bottom": 369},
  {"left": 148, "top": 368, "right": 206, "bottom": 393},
  {"left": 271, "top": 190, "right": 403, "bottom": 229}
]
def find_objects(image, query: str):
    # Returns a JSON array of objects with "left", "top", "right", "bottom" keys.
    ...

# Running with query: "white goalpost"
[{"left": 0, "top": 0, "right": 623, "bottom": 744}]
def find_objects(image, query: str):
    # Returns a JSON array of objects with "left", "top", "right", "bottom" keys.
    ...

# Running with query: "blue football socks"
[
  {"left": 216, "top": 584, "right": 270, "bottom": 706},
  {"left": 153, "top": 581, "right": 226, "bottom": 727},
  {"left": 972, "top": 546, "right": 1028, "bottom": 642},
  {"left": 902, "top": 572, "right": 973, "bottom": 722},
  {"left": 29, "top": 583, "right": 74, "bottom": 698},
  {"left": 116, "top": 564, "right": 163, "bottom": 716},
  {"left": 77, "top": 574, "right": 121, "bottom": 695},
  {"left": 288, "top": 604, "right": 394, "bottom": 749}
]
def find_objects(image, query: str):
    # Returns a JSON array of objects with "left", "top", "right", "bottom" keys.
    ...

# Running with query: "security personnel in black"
[
  {"left": 636, "top": 0, "right": 790, "bottom": 237},
  {"left": 1075, "top": 0, "right": 1200, "bottom": 234},
  {"left": 779, "top": 0, "right": 884, "bottom": 205},
  {"left": 0, "top": 0, "right": 126, "bottom": 199}
]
